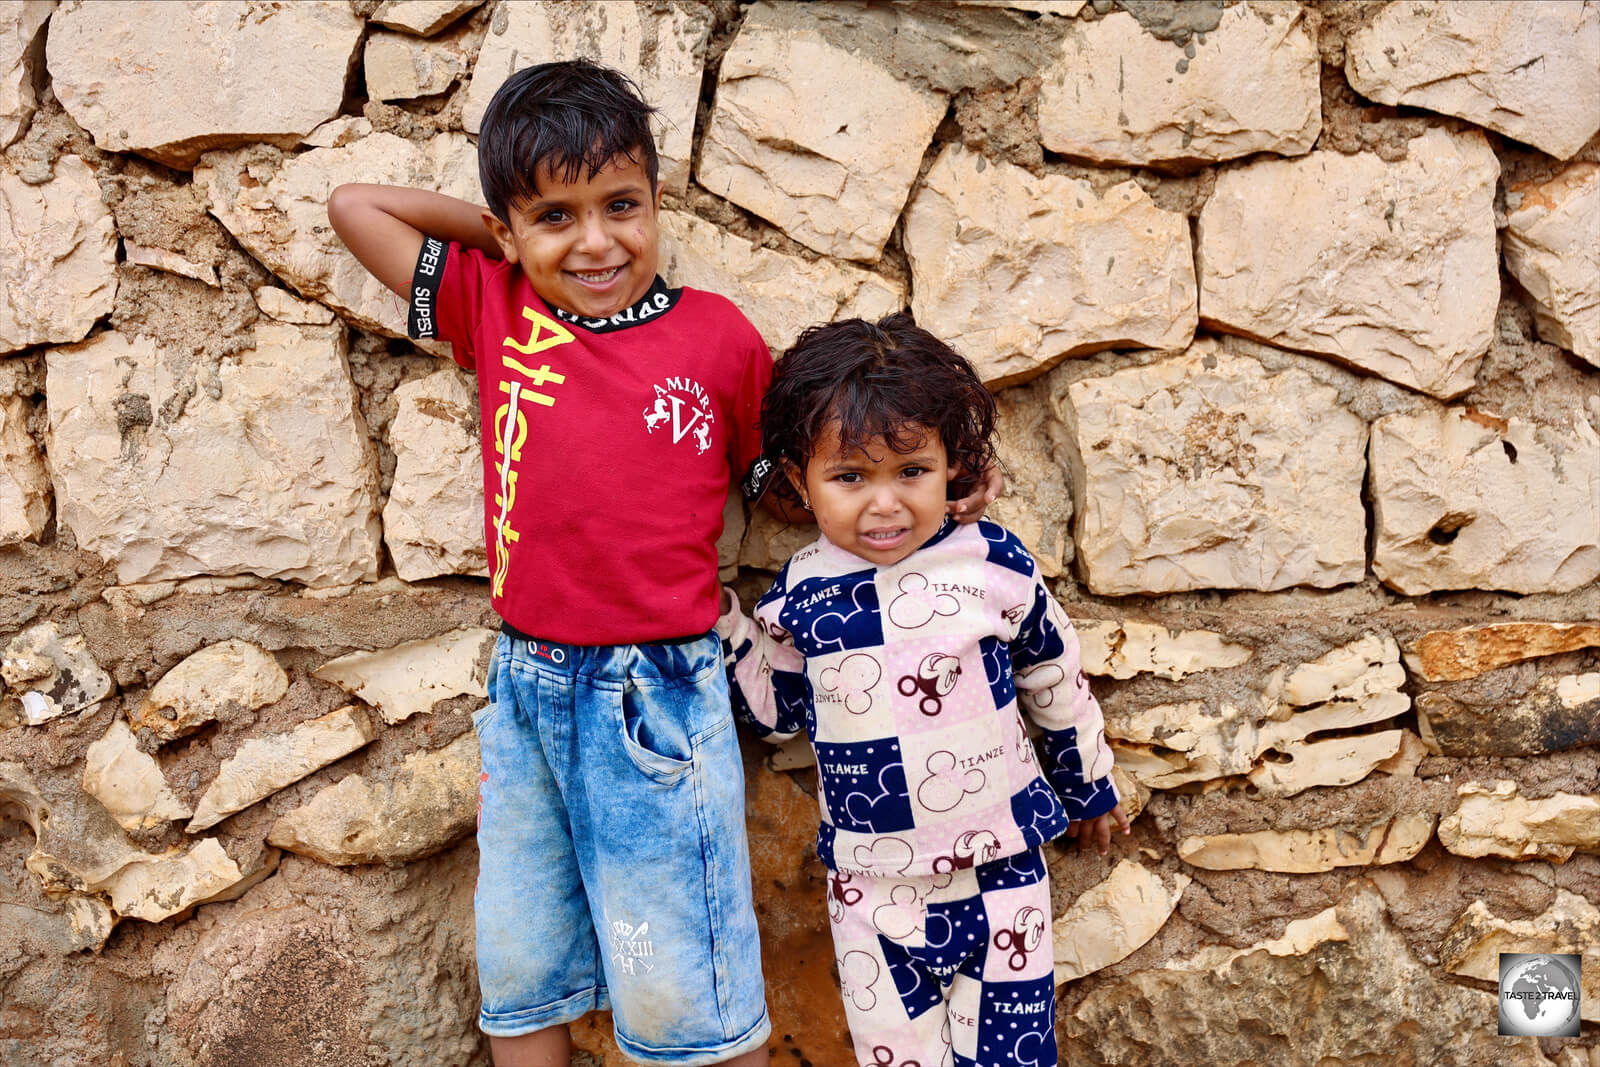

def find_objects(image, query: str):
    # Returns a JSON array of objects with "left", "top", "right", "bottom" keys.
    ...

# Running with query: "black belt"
[{"left": 499, "top": 621, "right": 702, "bottom": 647}]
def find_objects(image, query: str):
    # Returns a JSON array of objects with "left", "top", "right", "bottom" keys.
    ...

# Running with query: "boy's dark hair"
[
  {"left": 477, "top": 58, "right": 660, "bottom": 224},
  {"left": 763, "top": 314, "right": 998, "bottom": 500}
]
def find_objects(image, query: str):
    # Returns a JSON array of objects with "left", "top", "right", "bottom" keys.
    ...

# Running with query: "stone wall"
[{"left": 2, "top": 2, "right": 1597, "bottom": 1065}]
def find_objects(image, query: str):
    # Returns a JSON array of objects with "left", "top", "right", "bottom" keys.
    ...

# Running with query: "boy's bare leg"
[
  {"left": 490, "top": 1026, "right": 570, "bottom": 1067},
  {"left": 719, "top": 1050, "right": 768, "bottom": 1066}
]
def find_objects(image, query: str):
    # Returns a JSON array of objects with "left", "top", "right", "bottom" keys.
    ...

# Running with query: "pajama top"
[{"left": 717, "top": 519, "right": 1118, "bottom": 879}]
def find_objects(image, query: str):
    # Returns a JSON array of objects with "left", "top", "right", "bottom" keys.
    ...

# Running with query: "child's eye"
[
  {"left": 901, "top": 466, "right": 926, "bottom": 478},
  {"left": 538, "top": 209, "right": 569, "bottom": 225},
  {"left": 834, "top": 472, "right": 862, "bottom": 484},
  {"left": 608, "top": 199, "right": 638, "bottom": 214}
]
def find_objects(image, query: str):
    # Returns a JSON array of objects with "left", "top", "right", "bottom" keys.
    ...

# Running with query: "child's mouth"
[
  {"left": 862, "top": 528, "right": 908, "bottom": 547},
  {"left": 570, "top": 266, "right": 623, "bottom": 285}
]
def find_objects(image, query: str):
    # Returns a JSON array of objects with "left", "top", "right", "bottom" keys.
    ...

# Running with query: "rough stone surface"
[
  {"left": 267, "top": 730, "right": 478, "bottom": 866},
  {"left": 1504, "top": 161, "right": 1600, "bottom": 368},
  {"left": 1109, "top": 633, "right": 1410, "bottom": 794},
  {"left": 1039, "top": 2, "right": 1319, "bottom": 166},
  {"left": 253, "top": 286, "right": 336, "bottom": 325},
  {"left": 1417, "top": 670, "right": 1600, "bottom": 758},
  {"left": 370, "top": 0, "right": 481, "bottom": 37},
  {"left": 1346, "top": 0, "right": 1600, "bottom": 160},
  {"left": 1177, "top": 812, "right": 1436, "bottom": 873},
  {"left": 1407, "top": 621, "right": 1600, "bottom": 682},
  {"left": 0, "top": 156, "right": 118, "bottom": 355},
  {"left": 124, "top": 241, "right": 220, "bottom": 288},
  {"left": 82, "top": 718, "right": 193, "bottom": 831},
  {"left": 188, "top": 705, "right": 376, "bottom": 833},
  {"left": 463, "top": 0, "right": 709, "bottom": 194},
  {"left": 905, "top": 145, "right": 1196, "bottom": 386},
  {"left": 989, "top": 375, "right": 1074, "bottom": 577},
  {"left": 0, "top": 1, "right": 53, "bottom": 147},
  {"left": 1198, "top": 128, "right": 1500, "bottom": 399},
  {"left": 312, "top": 627, "right": 493, "bottom": 725},
  {"left": 364, "top": 28, "right": 470, "bottom": 103},
  {"left": 1062, "top": 885, "right": 1548, "bottom": 1066},
  {"left": 0, "top": 380, "right": 50, "bottom": 544},
  {"left": 199, "top": 134, "right": 480, "bottom": 344},
  {"left": 384, "top": 369, "right": 486, "bottom": 581},
  {"left": 1053, "top": 860, "right": 1188, "bottom": 983},
  {"left": 1441, "top": 892, "right": 1599, "bottom": 1023},
  {"left": 698, "top": 2, "right": 947, "bottom": 261},
  {"left": 47, "top": 323, "right": 383, "bottom": 587},
  {"left": 658, "top": 209, "right": 904, "bottom": 353},
  {"left": 1438, "top": 780, "right": 1600, "bottom": 863},
  {"left": 1369, "top": 405, "right": 1600, "bottom": 595},
  {"left": 46, "top": 0, "right": 363, "bottom": 167},
  {"left": 1063, "top": 340, "right": 1367, "bottom": 595},
  {"left": 0, "top": 620, "right": 113, "bottom": 726},
  {"left": 1074, "top": 619, "right": 1251, "bottom": 681},
  {"left": 130, "top": 639, "right": 289, "bottom": 744}
]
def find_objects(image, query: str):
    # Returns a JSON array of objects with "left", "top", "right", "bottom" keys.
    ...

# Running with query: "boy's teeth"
[{"left": 574, "top": 267, "right": 619, "bottom": 281}]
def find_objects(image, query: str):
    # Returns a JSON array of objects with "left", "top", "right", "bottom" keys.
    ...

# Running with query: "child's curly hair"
[{"left": 762, "top": 314, "right": 998, "bottom": 500}]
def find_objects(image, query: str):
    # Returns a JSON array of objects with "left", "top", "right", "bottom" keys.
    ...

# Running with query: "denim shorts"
[{"left": 473, "top": 629, "right": 770, "bottom": 1065}]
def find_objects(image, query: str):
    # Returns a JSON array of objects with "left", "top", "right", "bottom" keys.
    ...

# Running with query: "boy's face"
[
  {"left": 790, "top": 421, "right": 954, "bottom": 567},
  {"left": 485, "top": 151, "right": 663, "bottom": 319}
]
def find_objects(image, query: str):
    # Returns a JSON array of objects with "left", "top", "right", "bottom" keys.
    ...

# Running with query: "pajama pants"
[{"left": 827, "top": 847, "right": 1056, "bottom": 1067}]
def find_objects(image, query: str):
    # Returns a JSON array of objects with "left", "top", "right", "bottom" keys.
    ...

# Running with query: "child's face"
[
  {"left": 791, "top": 421, "right": 954, "bottom": 566},
  {"left": 485, "top": 151, "right": 663, "bottom": 319}
]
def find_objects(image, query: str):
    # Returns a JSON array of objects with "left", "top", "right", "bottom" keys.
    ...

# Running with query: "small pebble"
[{"left": 186, "top": 771, "right": 200, "bottom": 791}]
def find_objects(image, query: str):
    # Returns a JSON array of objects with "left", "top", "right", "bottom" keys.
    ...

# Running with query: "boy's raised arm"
[{"left": 327, "top": 184, "right": 502, "bottom": 298}]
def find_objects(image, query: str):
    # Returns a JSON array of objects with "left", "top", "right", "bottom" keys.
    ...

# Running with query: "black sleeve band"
[
  {"left": 407, "top": 236, "right": 448, "bottom": 339},
  {"left": 741, "top": 455, "right": 777, "bottom": 504}
]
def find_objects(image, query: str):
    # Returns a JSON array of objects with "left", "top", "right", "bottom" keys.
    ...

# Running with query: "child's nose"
[
  {"left": 575, "top": 212, "right": 612, "bottom": 254},
  {"left": 868, "top": 484, "right": 899, "bottom": 512}
]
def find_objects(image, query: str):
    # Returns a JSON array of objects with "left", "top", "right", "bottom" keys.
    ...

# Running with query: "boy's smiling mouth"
[{"left": 570, "top": 266, "right": 624, "bottom": 284}]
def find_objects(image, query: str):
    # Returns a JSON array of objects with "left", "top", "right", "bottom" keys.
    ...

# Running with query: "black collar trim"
[{"left": 545, "top": 277, "right": 680, "bottom": 333}]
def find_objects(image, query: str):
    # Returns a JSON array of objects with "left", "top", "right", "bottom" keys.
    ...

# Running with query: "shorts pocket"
[{"left": 618, "top": 639, "right": 730, "bottom": 785}]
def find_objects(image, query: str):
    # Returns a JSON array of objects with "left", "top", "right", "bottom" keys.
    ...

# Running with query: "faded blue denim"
[{"left": 473, "top": 631, "right": 770, "bottom": 1065}]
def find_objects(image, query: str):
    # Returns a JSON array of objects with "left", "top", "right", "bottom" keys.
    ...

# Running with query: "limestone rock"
[
  {"left": 1053, "top": 861, "right": 1188, "bottom": 983},
  {"left": 1074, "top": 619, "right": 1251, "bottom": 681},
  {"left": 187, "top": 706, "right": 376, "bottom": 833},
  {"left": 1198, "top": 128, "right": 1499, "bottom": 399},
  {"left": 252, "top": 286, "right": 336, "bottom": 326},
  {"left": 463, "top": 1, "right": 709, "bottom": 194},
  {"left": 1111, "top": 633, "right": 1409, "bottom": 794},
  {"left": 123, "top": 242, "right": 219, "bottom": 288},
  {"left": 301, "top": 116, "right": 373, "bottom": 150},
  {"left": 1438, "top": 780, "right": 1600, "bottom": 863},
  {"left": 199, "top": 134, "right": 479, "bottom": 343},
  {"left": 1063, "top": 885, "right": 1547, "bottom": 1066},
  {"left": 989, "top": 377, "right": 1074, "bottom": 577},
  {"left": 716, "top": 490, "right": 743, "bottom": 583},
  {"left": 2, "top": 759, "right": 268, "bottom": 924},
  {"left": 958, "top": 0, "right": 1084, "bottom": 13},
  {"left": 1, "top": 384, "right": 50, "bottom": 544},
  {"left": 1177, "top": 812, "right": 1435, "bottom": 873},
  {"left": 1504, "top": 162, "right": 1600, "bottom": 368},
  {"left": 658, "top": 210, "right": 903, "bottom": 353},
  {"left": 0, "top": 621, "right": 113, "bottom": 726},
  {"left": 1039, "top": 2, "right": 1319, "bottom": 166},
  {"left": 1, "top": 1, "right": 52, "bottom": 147},
  {"left": 1417, "top": 672, "right": 1600, "bottom": 758},
  {"left": 83, "top": 719, "right": 193, "bottom": 832},
  {"left": 737, "top": 506, "right": 823, "bottom": 573},
  {"left": 0, "top": 156, "right": 118, "bottom": 355},
  {"left": 312, "top": 627, "right": 493, "bottom": 725},
  {"left": 47, "top": 323, "right": 382, "bottom": 587},
  {"left": 1441, "top": 893, "right": 1599, "bottom": 1024},
  {"left": 267, "top": 730, "right": 478, "bottom": 865},
  {"left": 1063, "top": 340, "right": 1366, "bottom": 595},
  {"left": 904, "top": 145, "right": 1196, "bottom": 387},
  {"left": 698, "top": 2, "right": 947, "bottom": 261},
  {"left": 1407, "top": 621, "right": 1600, "bottom": 683},
  {"left": 364, "top": 28, "right": 470, "bottom": 102},
  {"left": 1369, "top": 405, "right": 1600, "bottom": 595},
  {"left": 130, "top": 640, "right": 288, "bottom": 744},
  {"left": 1346, "top": 1, "right": 1600, "bottom": 161},
  {"left": 46, "top": 0, "right": 361, "bottom": 167},
  {"left": 383, "top": 369, "right": 486, "bottom": 581},
  {"left": 371, "top": 0, "right": 480, "bottom": 36}
]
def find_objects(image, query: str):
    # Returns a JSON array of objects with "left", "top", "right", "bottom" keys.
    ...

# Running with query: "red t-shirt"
[{"left": 409, "top": 238, "right": 771, "bottom": 644}]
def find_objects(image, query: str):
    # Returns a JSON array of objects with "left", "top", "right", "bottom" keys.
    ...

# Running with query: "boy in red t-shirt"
[{"left": 329, "top": 60, "right": 996, "bottom": 1067}]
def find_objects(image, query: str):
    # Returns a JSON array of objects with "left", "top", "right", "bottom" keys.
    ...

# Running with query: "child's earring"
[{"left": 801, "top": 497, "right": 812, "bottom": 511}]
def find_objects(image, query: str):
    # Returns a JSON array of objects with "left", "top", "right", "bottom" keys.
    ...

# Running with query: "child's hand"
[
  {"left": 947, "top": 462, "right": 1004, "bottom": 524},
  {"left": 1064, "top": 802, "right": 1131, "bottom": 856}
]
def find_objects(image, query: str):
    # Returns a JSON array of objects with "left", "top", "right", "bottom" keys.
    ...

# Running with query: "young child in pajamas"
[{"left": 717, "top": 314, "right": 1129, "bottom": 1067}]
